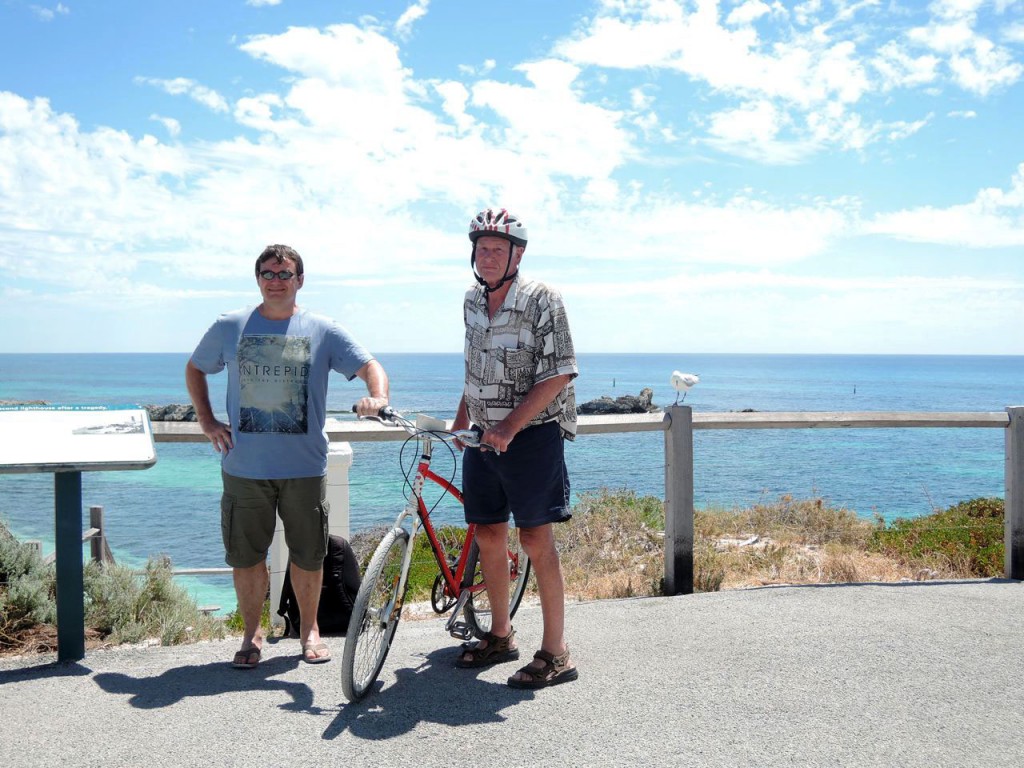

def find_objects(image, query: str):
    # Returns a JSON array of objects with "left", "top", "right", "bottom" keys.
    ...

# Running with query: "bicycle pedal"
[{"left": 448, "top": 621, "right": 473, "bottom": 641}]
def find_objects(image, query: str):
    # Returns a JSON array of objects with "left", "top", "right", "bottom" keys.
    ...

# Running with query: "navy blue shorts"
[{"left": 462, "top": 420, "right": 572, "bottom": 529}]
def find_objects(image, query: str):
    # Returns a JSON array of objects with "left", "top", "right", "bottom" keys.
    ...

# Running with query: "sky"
[{"left": 0, "top": 0, "right": 1022, "bottom": 355}]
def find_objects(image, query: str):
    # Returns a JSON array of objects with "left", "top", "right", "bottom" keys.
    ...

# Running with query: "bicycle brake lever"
[{"left": 451, "top": 429, "right": 500, "bottom": 455}]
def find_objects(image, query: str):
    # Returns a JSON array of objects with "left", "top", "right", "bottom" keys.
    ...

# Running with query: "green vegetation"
[
  {"left": 869, "top": 497, "right": 1005, "bottom": 577},
  {"left": 1, "top": 520, "right": 224, "bottom": 655},
  {"left": 407, "top": 524, "right": 467, "bottom": 601},
  {"left": 0, "top": 526, "right": 56, "bottom": 648},
  {"left": 224, "top": 597, "right": 272, "bottom": 635}
]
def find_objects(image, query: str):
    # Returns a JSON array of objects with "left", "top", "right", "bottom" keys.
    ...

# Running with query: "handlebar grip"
[{"left": 351, "top": 404, "right": 397, "bottom": 422}]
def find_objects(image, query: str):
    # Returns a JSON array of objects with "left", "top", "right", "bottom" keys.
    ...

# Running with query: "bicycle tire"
[
  {"left": 340, "top": 527, "right": 409, "bottom": 702},
  {"left": 462, "top": 534, "right": 531, "bottom": 638}
]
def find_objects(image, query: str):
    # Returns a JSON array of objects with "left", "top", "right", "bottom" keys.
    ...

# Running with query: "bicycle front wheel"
[
  {"left": 340, "top": 527, "right": 410, "bottom": 702},
  {"left": 462, "top": 532, "right": 531, "bottom": 638}
]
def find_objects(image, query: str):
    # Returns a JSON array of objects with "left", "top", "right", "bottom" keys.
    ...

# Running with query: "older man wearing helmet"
[{"left": 451, "top": 208, "right": 579, "bottom": 689}]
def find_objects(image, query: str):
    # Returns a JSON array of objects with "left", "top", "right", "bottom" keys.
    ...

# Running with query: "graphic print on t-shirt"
[{"left": 237, "top": 335, "right": 311, "bottom": 434}]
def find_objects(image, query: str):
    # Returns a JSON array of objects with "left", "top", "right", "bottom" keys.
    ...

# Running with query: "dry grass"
[
  {"left": 554, "top": 491, "right": 999, "bottom": 600},
  {"left": 557, "top": 490, "right": 665, "bottom": 599}
]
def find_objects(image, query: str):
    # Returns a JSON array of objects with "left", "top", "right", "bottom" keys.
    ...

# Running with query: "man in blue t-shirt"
[{"left": 186, "top": 244, "right": 388, "bottom": 669}]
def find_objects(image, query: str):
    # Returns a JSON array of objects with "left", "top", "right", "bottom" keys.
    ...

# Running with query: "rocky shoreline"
[
  {"left": 577, "top": 387, "right": 660, "bottom": 415},
  {"left": 0, "top": 400, "right": 197, "bottom": 422}
]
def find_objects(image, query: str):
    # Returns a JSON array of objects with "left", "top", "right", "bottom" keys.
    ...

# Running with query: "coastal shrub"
[
  {"left": 870, "top": 497, "right": 1004, "bottom": 578},
  {"left": 703, "top": 494, "right": 872, "bottom": 547},
  {"left": 0, "top": 524, "right": 57, "bottom": 648},
  {"left": 819, "top": 542, "right": 861, "bottom": 583},
  {"left": 557, "top": 489, "right": 664, "bottom": 599},
  {"left": 694, "top": 496, "right": 876, "bottom": 587},
  {"left": 224, "top": 597, "right": 272, "bottom": 635},
  {"left": 407, "top": 525, "right": 467, "bottom": 601},
  {"left": 346, "top": 524, "right": 468, "bottom": 603},
  {"left": 84, "top": 556, "right": 225, "bottom": 646},
  {"left": 694, "top": 544, "right": 725, "bottom": 592},
  {"left": 1, "top": 518, "right": 224, "bottom": 653}
]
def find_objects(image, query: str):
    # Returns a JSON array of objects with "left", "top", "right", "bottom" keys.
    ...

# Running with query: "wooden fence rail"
[{"left": 151, "top": 406, "right": 1024, "bottom": 594}]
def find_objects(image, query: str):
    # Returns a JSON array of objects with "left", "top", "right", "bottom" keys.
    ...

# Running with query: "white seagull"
[{"left": 671, "top": 371, "right": 700, "bottom": 404}]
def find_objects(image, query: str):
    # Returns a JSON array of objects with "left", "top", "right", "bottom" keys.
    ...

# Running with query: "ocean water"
[{"left": 1, "top": 352, "right": 1022, "bottom": 613}]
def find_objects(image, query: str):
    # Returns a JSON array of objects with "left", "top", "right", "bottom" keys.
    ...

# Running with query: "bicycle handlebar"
[{"left": 351, "top": 405, "right": 498, "bottom": 453}]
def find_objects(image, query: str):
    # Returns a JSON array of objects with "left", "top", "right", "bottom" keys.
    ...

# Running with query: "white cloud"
[
  {"left": 865, "top": 163, "right": 1024, "bottom": 247},
  {"left": 471, "top": 59, "right": 633, "bottom": 180},
  {"left": 726, "top": 0, "right": 773, "bottom": 26},
  {"left": 149, "top": 114, "right": 182, "bottom": 138},
  {"left": 30, "top": 3, "right": 69, "bottom": 21},
  {"left": 395, "top": 0, "right": 429, "bottom": 40},
  {"left": 702, "top": 100, "right": 813, "bottom": 163},
  {"left": 904, "top": 0, "right": 1024, "bottom": 95},
  {"left": 539, "top": 193, "right": 853, "bottom": 269},
  {"left": 564, "top": 269, "right": 1023, "bottom": 354},
  {"left": 135, "top": 77, "right": 230, "bottom": 113},
  {"left": 1005, "top": 22, "right": 1024, "bottom": 42},
  {"left": 433, "top": 81, "right": 474, "bottom": 133},
  {"left": 246, "top": 0, "right": 283, "bottom": 6},
  {"left": 2, "top": 11, "right": 1022, "bottom": 354},
  {"left": 947, "top": 109, "right": 977, "bottom": 117},
  {"left": 872, "top": 41, "right": 940, "bottom": 90},
  {"left": 0, "top": 92, "right": 192, "bottom": 286},
  {"left": 240, "top": 25, "right": 409, "bottom": 94},
  {"left": 552, "top": 0, "right": 1021, "bottom": 161}
]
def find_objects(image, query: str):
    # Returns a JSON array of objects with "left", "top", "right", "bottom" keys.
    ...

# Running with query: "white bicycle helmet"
[
  {"left": 468, "top": 208, "right": 528, "bottom": 247},
  {"left": 468, "top": 208, "right": 527, "bottom": 294}
]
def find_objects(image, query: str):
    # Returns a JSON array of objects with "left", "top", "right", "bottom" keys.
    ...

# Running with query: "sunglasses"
[{"left": 259, "top": 270, "right": 296, "bottom": 281}]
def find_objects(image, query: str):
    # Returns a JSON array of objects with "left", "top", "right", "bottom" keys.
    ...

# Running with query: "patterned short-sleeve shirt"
[{"left": 463, "top": 275, "right": 578, "bottom": 439}]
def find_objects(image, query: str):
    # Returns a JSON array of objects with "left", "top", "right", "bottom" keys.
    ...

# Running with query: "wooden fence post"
[
  {"left": 1006, "top": 406, "right": 1024, "bottom": 580},
  {"left": 89, "top": 505, "right": 115, "bottom": 564},
  {"left": 664, "top": 405, "right": 694, "bottom": 595}
]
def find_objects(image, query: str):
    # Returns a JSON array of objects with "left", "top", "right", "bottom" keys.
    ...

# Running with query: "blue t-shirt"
[{"left": 190, "top": 307, "right": 373, "bottom": 479}]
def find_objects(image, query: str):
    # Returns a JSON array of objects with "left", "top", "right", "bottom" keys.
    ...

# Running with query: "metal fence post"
[
  {"left": 54, "top": 471, "right": 85, "bottom": 662},
  {"left": 664, "top": 405, "right": 694, "bottom": 595},
  {"left": 1006, "top": 406, "right": 1024, "bottom": 580}
]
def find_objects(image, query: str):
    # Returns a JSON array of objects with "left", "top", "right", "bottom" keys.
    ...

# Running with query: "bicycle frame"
[{"left": 379, "top": 424, "right": 487, "bottom": 638}]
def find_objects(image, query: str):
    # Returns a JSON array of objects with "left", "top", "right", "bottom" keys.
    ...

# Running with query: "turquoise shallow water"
[{"left": 1, "top": 352, "right": 1021, "bottom": 612}]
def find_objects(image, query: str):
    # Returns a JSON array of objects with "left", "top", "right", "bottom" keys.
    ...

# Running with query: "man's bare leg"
[
  {"left": 290, "top": 562, "right": 328, "bottom": 661},
  {"left": 233, "top": 562, "right": 269, "bottom": 659},
  {"left": 460, "top": 522, "right": 516, "bottom": 662},
  {"left": 510, "top": 523, "right": 571, "bottom": 681}
]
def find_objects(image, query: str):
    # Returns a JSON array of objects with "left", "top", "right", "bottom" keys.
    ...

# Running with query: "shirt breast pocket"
[{"left": 503, "top": 347, "right": 535, "bottom": 395}]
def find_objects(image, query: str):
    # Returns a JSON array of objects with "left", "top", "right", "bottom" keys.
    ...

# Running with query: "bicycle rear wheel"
[
  {"left": 462, "top": 532, "right": 531, "bottom": 638},
  {"left": 340, "top": 527, "right": 409, "bottom": 702}
]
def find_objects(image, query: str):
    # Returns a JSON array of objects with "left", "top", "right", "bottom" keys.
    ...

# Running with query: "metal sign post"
[{"left": 0, "top": 405, "right": 157, "bottom": 661}]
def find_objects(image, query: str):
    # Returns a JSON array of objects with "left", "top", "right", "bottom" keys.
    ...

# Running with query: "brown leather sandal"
[
  {"left": 455, "top": 628, "right": 519, "bottom": 668},
  {"left": 507, "top": 648, "right": 579, "bottom": 689}
]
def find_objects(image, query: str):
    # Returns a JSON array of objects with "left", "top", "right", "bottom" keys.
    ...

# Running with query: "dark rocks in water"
[
  {"left": 1, "top": 400, "right": 198, "bottom": 421},
  {"left": 144, "top": 403, "right": 197, "bottom": 422},
  {"left": 578, "top": 387, "right": 660, "bottom": 415}
]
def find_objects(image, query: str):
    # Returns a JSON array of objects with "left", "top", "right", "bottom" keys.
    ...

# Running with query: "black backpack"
[{"left": 277, "top": 534, "right": 362, "bottom": 637}]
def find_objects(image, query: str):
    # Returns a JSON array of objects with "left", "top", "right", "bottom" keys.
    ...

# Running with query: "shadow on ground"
[{"left": 324, "top": 646, "right": 536, "bottom": 741}]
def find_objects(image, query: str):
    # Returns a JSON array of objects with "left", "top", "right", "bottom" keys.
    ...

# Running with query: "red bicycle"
[{"left": 340, "top": 407, "right": 532, "bottom": 702}]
